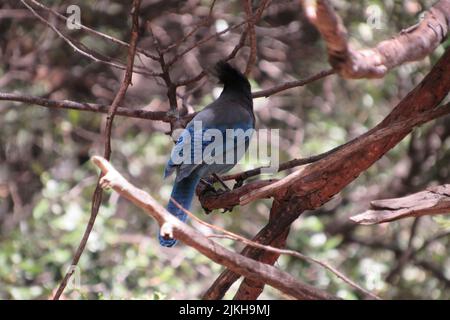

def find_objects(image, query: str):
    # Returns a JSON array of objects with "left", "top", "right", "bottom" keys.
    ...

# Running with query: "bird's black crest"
[{"left": 215, "top": 61, "right": 250, "bottom": 89}]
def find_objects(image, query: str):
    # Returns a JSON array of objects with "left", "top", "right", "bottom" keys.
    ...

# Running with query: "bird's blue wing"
[{"left": 164, "top": 122, "right": 254, "bottom": 181}]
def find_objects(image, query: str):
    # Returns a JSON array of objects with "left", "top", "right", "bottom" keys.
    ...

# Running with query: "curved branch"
[{"left": 304, "top": 0, "right": 450, "bottom": 78}]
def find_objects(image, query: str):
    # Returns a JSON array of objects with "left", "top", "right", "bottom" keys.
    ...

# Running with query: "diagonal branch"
[
  {"left": 199, "top": 101, "right": 450, "bottom": 213},
  {"left": 20, "top": 0, "right": 158, "bottom": 77},
  {"left": 202, "top": 47, "right": 450, "bottom": 299},
  {"left": 251, "top": 68, "right": 335, "bottom": 98},
  {"left": 91, "top": 156, "right": 339, "bottom": 300},
  {"left": 26, "top": 0, "right": 159, "bottom": 60}
]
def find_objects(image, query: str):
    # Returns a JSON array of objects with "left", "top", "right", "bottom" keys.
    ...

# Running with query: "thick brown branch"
[
  {"left": 203, "top": 48, "right": 450, "bottom": 299},
  {"left": 200, "top": 101, "right": 450, "bottom": 212},
  {"left": 351, "top": 184, "right": 450, "bottom": 225},
  {"left": 196, "top": 179, "right": 275, "bottom": 212},
  {"left": 239, "top": 102, "right": 450, "bottom": 206},
  {"left": 304, "top": 0, "right": 450, "bottom": 78},
  {"left": 203, "top": 197, "right": 304, "bottom": 299}
]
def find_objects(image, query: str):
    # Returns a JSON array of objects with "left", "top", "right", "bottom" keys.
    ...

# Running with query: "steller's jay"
[{"left": 160, "top": 61, "right": 255, "bottom": 247}]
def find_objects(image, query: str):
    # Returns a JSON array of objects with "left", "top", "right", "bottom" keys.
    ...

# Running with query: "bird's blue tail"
[{"left": 159, "top": 174, "right": 201, "bottom": 247}]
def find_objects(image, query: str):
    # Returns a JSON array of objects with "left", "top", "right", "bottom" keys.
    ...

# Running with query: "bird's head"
[{"left": 214, "top": 61, "right": 251, "bottom": 95}]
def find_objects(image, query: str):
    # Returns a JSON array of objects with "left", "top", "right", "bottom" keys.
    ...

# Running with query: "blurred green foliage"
[{"left": 0, "top": 0, "right": 449, "bottom": 299}]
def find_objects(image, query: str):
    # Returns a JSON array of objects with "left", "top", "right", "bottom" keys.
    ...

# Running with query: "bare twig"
[
  {"left": 26, "top": 0, "right": 159, "bottom": 60},
  {"left": 1, "top": 65, "right": 332, "bottom": 126},
  {"left": 166, "top": 20, "right": 248, "bottom": 67},
  {"left": 252, "top": 69, "right": 335, "bottom": 98},
  {"left": 161, "top": 0, "right": 217, "bottom": 54},
  {"left": 167, "top": 0, "right": 270, "bottom": 74},
  {"left": 20, "top": 0, "right": 122, "bottom": 70},
  {"left": 20, "top": 0, "right": 158, "bottom": 77},
  {"left": 52, "top": 0, "right": 142, "bottom": 300}
]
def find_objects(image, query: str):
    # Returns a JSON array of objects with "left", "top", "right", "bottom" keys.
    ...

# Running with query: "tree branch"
[
  {"left": 26, "top": 0, "right": 159, "bottom": 61},
  {"left": 90, "top": 156, "right": 339, "bottom": 300},
  {"left": 170, "top": 197, "right": 380, "bottom": 299},
  {"left": 20, "top": 0, "right": 158, "bottom": 78},
  {"left": 251, "top": 69, "right": 334, "bottom": 98},
  {"left": 351, "top": 184, "right": 450, "bottom": 225},
  {"left": 202, "top": 48, "right": 450, "bottom": 299},
  {"left": 244, "top": 0, "right": 257, "bottom": 76},
  {"left": 0, "top": 92, "right": 179, "bottom": 122},
  {"left": 303, "top": 0, "right": 450, "bottom": 78},
  {"left": 52, "top": 0, "right": 142, "bottom": 300}
]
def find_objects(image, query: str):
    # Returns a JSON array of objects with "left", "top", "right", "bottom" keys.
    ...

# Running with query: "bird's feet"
[
  {"left": 212, "top": 173, "right": 231, "bottom": 192},
  {"left": 199, "top": 178, "right": 217, "bottom": 194},
  {"left": 221, "top": 206, "right": 234, "bottom": 213},
  {"left": 198, "top": 177, "right": 235, "bottom": 214},
  {"left": 233, "top": 178, "right": 244, "bottom": 190}
]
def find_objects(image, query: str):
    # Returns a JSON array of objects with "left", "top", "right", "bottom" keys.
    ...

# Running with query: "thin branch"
[
  {"left": 166, "top": 20, "right": 248, "bottom": 67},
  {"left": 52, "top": 0, "right": 142, "bottom": 300},
  {"left": 0, "top": 65, "right": 332, "bottom": 127},
  {"left": 244, "top": 0, "right": 257, "bottom": 76},
  {"left": 161, "top": 0, "right": 217, "bottom": 54},
  {"left": 26, "top": 0, "right": 159, "bottom": 60},
  {"left": 0, "top": 92, "right": 178, "bottom": 122},
  {"left": 251, "top": 69, "right": 335, "bottom": 98},
  {"left": 20, "top": 0, "right": 158, "bottom": 77},
  {"left": 167, "top": 0, "right": 270, "bottom": 68}
]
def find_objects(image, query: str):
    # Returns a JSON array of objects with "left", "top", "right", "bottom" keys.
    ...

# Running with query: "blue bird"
[{"left": 160, "top": 61, "right": 255, "bottom": 247}]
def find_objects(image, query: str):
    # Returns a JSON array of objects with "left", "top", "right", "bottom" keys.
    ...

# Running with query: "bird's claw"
[
  {"left": 233, "top": 179, "right": 244, "bottom": 189},
  {"left": 221, "top": 206, "right": 234, "bottom": 213}
]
